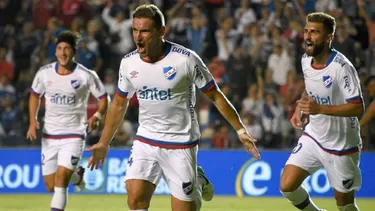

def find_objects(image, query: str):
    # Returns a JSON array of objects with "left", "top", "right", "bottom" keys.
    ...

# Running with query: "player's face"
[
  {"left": 55, "top": 42, "right": 74, "bottom": 66},
  {"left": 132, "top": 17, "right": 164, "bottom": 57},
  {"left": 303, "top": 22, "right": 331, "bottom": 57}
]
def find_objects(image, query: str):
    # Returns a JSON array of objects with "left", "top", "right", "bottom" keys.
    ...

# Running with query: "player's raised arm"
[
  {"left": 298, "top": 65, "right": 364, "bottom": 117},
  {"left": 188, "top": 52, "right": 260, "bottom": 159},
  {"left": 27, "top": 69, "right": 45, "bottom": 141}
]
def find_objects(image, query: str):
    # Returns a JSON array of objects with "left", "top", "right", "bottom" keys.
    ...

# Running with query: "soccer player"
[
  {"left": 280, "top": 12, "right": 363, "bottom": 211},
  {"left": 26, "top": 31, "right": 109, "bottom": 211},
  {"left": 86, "top": 4, "right": 260, "bottom": 211}
]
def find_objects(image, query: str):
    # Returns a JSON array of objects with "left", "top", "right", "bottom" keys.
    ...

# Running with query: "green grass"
[{"left": 0, "top": 195, "right": 374, "bottom": 211}]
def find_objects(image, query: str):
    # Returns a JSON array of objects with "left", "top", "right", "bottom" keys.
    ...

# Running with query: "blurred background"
[{"left": 0, "top": 0, "right": 375, "bottom": 152}]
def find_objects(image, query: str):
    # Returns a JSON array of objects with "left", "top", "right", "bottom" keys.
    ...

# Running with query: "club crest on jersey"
[
  {"left": 323, "top": 75, "right": 333, "bottom": 88},
  {"left": 163, "top": 66, "right": 177, "bottom": 80},
  {"left": 71, "top": 80, "right": 80, "bottom": 89}
]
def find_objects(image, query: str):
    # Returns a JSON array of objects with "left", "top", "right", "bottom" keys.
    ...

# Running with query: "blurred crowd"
[{"left": 1, "top": 0, "right": 375, "bottom": 151}]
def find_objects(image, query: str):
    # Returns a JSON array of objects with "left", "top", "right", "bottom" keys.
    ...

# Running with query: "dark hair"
[
  {"left": 306, "top": 12, "right": 336, "bottom": 35},
  {"left": 56, "top": 30, "right": 80, "bottom": 52},
  {"left": 133, "top": 4, "right": 165, "bottom": 30}
]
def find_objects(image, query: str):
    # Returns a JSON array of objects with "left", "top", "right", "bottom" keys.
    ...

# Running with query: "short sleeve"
[
  {"left": 338, "top": 64, "right": 363, "bottom": 104},
  {"left": 88, "top": 70, "right": 107, "bottom": 99},
  {"left": 187, "top": 52, "right": 216, "bottom": 93},
  {"left": 116, "top": 59, "right": 136, "bottom": 99},
  {"left": 30, "top": 70, "right": 45, "bottom": 97}
]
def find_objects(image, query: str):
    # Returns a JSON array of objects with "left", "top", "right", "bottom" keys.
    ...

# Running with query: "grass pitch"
[{"left": 0, "top": 195, "right": 374, "bottom": 211}]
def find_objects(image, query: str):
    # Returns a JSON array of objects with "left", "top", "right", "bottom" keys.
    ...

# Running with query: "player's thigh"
[
  {"left": 159, "top": 146, "right": 198, "bottom": 203},
  {"left": 334, "top": 190, "right": 356, "bottom": 206},
  {"left": 281, "top": 135, "right": 322, "bottom": 192},
  {"left": 323, "top": 152, "right": 361, "bottom": 198},
  {"left": 41, "top": 138, "right": 58, "bottom": 191},
  {"left": 57, "top": 139, "right": 85, "bottom": 171}
]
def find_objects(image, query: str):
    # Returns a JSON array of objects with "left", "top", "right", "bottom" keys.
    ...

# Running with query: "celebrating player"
[
  {"left": 280, "top": 12, "right": 363, "bottom": 211},
  {"left": 27, "top": 31, "right": 109, "bottom": 211},
  {"left": 86, "top": 4, "right": 260, "bottom": 211}
]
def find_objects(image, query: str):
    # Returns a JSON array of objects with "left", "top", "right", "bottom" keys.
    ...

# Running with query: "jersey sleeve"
[
  {"left": 88, "top": 70, "right": 107, "bottom": 99},
  {"left": 187, "top": 51, "right": 216, "bottom": 93},
  {"left": 116, "top": 58, "right": 136, "bottom": 99},
  {"left": 338, "top": 64, "right": 363, "bottom": 104},
  {"left": 30, "top": 69, "right": 45, "bottom": 98}
]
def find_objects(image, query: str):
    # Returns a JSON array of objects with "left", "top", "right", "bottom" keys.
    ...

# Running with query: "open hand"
[{"left": 239, "top": 133, "right": 261, "bottom": 160}]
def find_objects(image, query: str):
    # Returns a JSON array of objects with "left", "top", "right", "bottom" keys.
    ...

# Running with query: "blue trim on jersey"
[
  {"left": 164, "top": 41, "right": 172, "bottom": 57},
  {"left": 42, "top": 133, "right": 85, "bottom": 140},
  {"left": 30, "top": 88, "right": 41, "bottom": 96},
  {"left": 326, "top": 49, "right": 337, "bottom": 66},
  {"left": 54, "top": 62, "right": 78, "bottom": 73},
  {"left": 346, "top": 95, "right": 363, "bottom": 103},
  {"left": 303, "top": 132, "right": 360, "bottom": 156},
  {"left": 116, "top": 87, "right": 128, "bottom": 97},
  {"left": 200, "top": 79, "right": 215, "bottom": 92},
  {"left": 136, "top": 135, "right": 199, "bottom": 149},
  {"left": 98, "top": 93, "right": 108, "bottom": 99}
]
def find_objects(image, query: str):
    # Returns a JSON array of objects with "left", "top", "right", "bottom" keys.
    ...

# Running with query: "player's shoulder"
[
  {"left": 331, "top": 50, "right": 351, "bottom": 68},
  {"left": 169, "top": 41, "right": 193, "bottom": 58},
  {"left": 37, "top": 62, "right": 55, "bottom": 73},
  {"left": 122, "top": 49, "right": 139, "bottom": 61},
  {"left": 75, "top": 63, "right": 98, "bottom": 78}
]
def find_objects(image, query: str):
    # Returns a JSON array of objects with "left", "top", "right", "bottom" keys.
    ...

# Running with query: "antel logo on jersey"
[
  {"left": 323, "top": 75, "right": 333, "bottom": 88},
  {"left": 50, "top": 93, "right": 76, "bottom": 105},
  {"left": 163, "top": 66, "right": 177, "bottom": 80},
  {"left": 138, "top": 86, "right": 172, "bottom": 101},
  {"left": 71, "top": 80, "right": 81, "bottom": 89}
]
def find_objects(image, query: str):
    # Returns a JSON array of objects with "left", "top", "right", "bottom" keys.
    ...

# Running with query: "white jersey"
[
  {"left": 117, "top": 41, "right": 215, "bottom": 149},
  {"left": 302, "top": 49, "right": 363, "bottom": 155},
  {"left": 31, "top": 62, "right": 107, "bottom": 139}
]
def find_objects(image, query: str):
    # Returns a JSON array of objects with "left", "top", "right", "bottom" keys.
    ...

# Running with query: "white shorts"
[
  {"left": 125, "top": 140, "right": 198, "bottom": 201},
  {"left": 41, "top": 138, "right": 85, "bottom": 176},
  {"left": 286, "top": 135, "right": 361, "bottom": 193}
]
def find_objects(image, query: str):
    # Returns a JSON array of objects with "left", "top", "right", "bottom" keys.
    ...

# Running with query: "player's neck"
[
  {"left": 57, "top": 61, "right": 75, "bottom": 75},
  {"left": 142, "top": 40, "right": 165, "bottom": 63},
  {"left": 312, "top": 47, "right": 332, "bottom": 68}
]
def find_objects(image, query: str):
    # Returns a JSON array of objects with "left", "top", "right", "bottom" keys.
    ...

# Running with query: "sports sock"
[
  {"left": 281, "top": 186, "right": 320, "bottom": 211},
  {"left": 338, "top": 203, "right": 359, "bottom": 211},
  {"left": 51, "top": 187, "right": 67, "bottom": 211},
  {"left": 195, "top": 179, "right": 202, "bottom": 211},
  {"left": 70, "top": 171, "right": 81, "bottom": 185}
]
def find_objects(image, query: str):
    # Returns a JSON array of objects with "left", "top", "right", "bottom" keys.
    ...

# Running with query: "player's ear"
[
  {"left": 327, "top": 33, "right": 334, "bottom": 43},
  {"left": 160, "top": 26, "right": 166, "bottom": 38}
]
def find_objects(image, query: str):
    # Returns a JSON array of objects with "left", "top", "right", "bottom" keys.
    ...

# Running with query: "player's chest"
[
  {"left": 304, "top": 70, "right": 339, "bottom": 104},
  {"left": 44, "top": 75, "right": 88, "bottom": 95},
  {"left": 126, "top": 62, "right": 190, "bottom": 90}
]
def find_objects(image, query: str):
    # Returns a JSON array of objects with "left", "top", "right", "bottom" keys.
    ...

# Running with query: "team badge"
[
  {"left": 71, "top": 156, "right": 79, "bottom": 166},
  {"left": 163, "top": 66, "right": 177, "bottom": 80},
  {"left": 182, "top": 182, "right": 193, "bottom": 195},
  {"left": 323, "top": 75, "right": 333, "bottom": 88},
  {"left": 71, "top": 80, "right": 81, "bottom": 89}
]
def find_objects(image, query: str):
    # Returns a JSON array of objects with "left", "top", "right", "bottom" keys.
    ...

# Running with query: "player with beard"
[{"left": 279, "top": 12, "right": 364, "bottom": 211}]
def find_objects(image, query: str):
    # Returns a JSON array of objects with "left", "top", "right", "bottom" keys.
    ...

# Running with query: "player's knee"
[
  {"left": 338, "top": 203, "right": 359, "bottom": 211},
  {"left": 43, "top": 178, "right": 55, "bottom": 192},
  {"left": 279, "top": 178, "right": 297, "bottom": 193},
  {"left": 127, "top": 197, "right": 150, "bottom": 209}
]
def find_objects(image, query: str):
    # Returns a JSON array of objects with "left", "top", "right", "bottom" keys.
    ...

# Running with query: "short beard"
[{"left": 306, "top": 42, "right": 325, "bottom": 57}]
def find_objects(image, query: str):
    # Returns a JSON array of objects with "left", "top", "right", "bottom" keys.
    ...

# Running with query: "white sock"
[
  {"left": 338, "top": 203, "right": 359, "bottom": 211},
  {"left": 51, "top": 187, "right": 67, "bottom": 211},
  {"left": 281, "top": 186, "right": 320, "bottom": 211},
  {"left": 195, "top": 179, "right": 202, "bottom": 211},
  {"left": 70, "top": 171, "right": 80, "bottom": 185}
]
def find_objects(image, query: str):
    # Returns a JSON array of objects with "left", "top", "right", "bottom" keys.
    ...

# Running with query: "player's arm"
[
  {"left": 188, "top": 52, "right": 260, "bottom": 159},
  {"left": 360, "top": 100, "right": 375, "bottom": 127},
  {"left": 204, "top": 88, "right": 245, "bottom": 132},
  {"left": 27, "top": 70, "right": 45, "bottom": 141},
  {"left": 318, "top": 101, "right": 363, "bottom": 117},
  {"left": 97, "top": 94, "right": 129, "bottom": 146}
]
